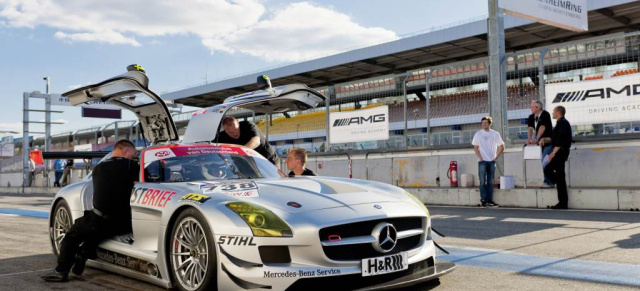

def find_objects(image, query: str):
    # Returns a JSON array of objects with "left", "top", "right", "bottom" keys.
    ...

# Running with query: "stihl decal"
[
  {"left": 217, "top": 235, "right": 256, "bottom": 246},
  {"left": 130, "top": 188, "right": 177, "bottom": 208}
]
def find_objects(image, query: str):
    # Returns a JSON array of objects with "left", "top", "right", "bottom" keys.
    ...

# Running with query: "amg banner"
[
  {"left": 330, "top": 105, "right": 389, "bottom": 144},
  {"left": 545, "top": 74, "right": 640, "bottom": 125}
]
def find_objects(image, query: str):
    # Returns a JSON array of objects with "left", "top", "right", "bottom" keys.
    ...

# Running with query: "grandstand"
[{"left": 9, "top": 0, "right": 640, "bottom": 157}]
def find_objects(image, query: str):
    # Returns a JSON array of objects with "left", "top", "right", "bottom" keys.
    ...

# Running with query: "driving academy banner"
[
  {"left": 545, "top": 74, "right": 640, "bottom": 125},
  {"left": 329, "top": 105, "right": 389, "bottom": 144}
]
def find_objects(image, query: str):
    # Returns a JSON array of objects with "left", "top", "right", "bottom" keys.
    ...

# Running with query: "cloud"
[
  {"left": 204, "top": 2, "right": 398, "bottom": 62},
  {"left": 0, "top": 0, "right": 397, "bottom": 62},
  {"left": 55, "top": 30, "right": 140, "bottom": 46},
  {"left": 0, "top": 122, "right": 22, "bottom": 133},
  {"left": 0, "top": 0, "right": 264, "bottom": 43}
]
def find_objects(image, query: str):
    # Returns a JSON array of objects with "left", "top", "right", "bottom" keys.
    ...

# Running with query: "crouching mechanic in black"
[{"left": 41, "top": 140, "right": 139, "bottom": 282}]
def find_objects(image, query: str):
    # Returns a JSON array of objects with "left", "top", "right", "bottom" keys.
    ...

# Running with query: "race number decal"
[{"left": 190, "top": 181, "right": 259, "bottom": 197}]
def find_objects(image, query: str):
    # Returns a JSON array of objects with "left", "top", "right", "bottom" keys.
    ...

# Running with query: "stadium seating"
[
  {"left": 584, "top": 75, "right": 604, "bottom": 80},
  {"left": 387, "top": 84, "right": 538, "bottom": 122},
  {"left": 612, "top": 68, "right": 639, "bottom": 77}
]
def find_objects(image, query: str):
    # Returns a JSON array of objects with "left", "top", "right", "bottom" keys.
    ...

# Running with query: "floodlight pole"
[
  {"left": 44, "top": 77, "right": 51, "bottom": 185},
  {"left": 538, "top": 48, "right": 549, "bottom": 108},
  {"left": 402, "top": 74, "right": 409, "bottom": 148},
  {"left": 325, "top": 87, "right": 333, "bottom": 152},
  {"left": 22, "top": 93, "right": 29, "bottom": 187},
  {"left": 425, "top": 70, "right": 433, "bottom": 146},
  {"left": 488, "top": 0, "right": 508, "bottom": 176}
]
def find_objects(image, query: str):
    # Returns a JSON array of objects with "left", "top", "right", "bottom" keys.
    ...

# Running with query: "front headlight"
[
  {"left": 227, "top": 202, "right": 292, "bottom": 237},
  {"left": 404, "top": 191, "right": 430, "bottom": 218}
]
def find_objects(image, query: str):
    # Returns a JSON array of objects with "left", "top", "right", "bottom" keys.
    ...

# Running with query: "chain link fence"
[
  {"left": 540, "top": 33, "right": 640, "bottom": 136},
  {"left": 11, "top": 32, "right": 640, "bottom": 156}
]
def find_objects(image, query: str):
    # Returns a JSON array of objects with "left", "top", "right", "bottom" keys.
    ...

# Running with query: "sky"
[{"left": 0, "top": 0, "right": 488, "bottom": 138}]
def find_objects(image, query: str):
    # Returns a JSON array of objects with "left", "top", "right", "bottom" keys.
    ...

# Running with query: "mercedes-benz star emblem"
[{"left": 371, "top": 222, "right": 398, "bottom": 253}]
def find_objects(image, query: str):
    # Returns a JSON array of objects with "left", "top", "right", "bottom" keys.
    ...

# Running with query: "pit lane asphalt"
[{"left": 0, "top": 193, "right": 638, "bottom": 291}]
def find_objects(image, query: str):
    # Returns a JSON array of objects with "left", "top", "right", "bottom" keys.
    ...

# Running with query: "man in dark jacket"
[
  {"left": 41, "top": 140, "right": 139, "bottom": 282},
  {"left": 217, "top": 116, "right": 279, "bottom": 166},
  {"left": 543, "top": 106, "right": 572, "bottom": 209},
  {"left": 527, "top": 100, "right": 554, "bottom": 188},
  {"left": 286, "top": 148, "right": 317, "bottom": 177}
]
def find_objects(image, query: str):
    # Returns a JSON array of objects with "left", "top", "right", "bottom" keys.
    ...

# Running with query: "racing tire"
[
  {"left": 50, "top": 199, "right": 72, "bottom": 257},
  {"left": 168, "top": 208, "right": 217, "bottom": 291}
]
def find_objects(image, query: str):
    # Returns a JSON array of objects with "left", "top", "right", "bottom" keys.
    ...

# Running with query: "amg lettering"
[
  {"left": 553, "top": 83, "right": 640, "bottom": 103},
  {"left": 332, "top": 114, "right": 386, "bottom": 127},
  {"left": 582, "top": 89, "right": 604, "bottom": 101}
]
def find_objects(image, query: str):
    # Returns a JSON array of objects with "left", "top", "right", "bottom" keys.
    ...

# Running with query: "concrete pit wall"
[
  {"left": 308, "top": 140, "right": 640, "bottom": 211},
  {"left": 311, "top": 140, "right": 640, "bottom": 188},
  {"left": 0, "top": 169, "right": 89, "bottom": 188}
]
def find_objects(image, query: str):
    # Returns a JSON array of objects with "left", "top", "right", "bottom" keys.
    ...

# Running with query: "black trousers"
[
  {"left": 56, "top": 211, "right": 129, "bottom": 273},
  {"left": 543, "top": 150, "right": 570, "bottom": 207}
]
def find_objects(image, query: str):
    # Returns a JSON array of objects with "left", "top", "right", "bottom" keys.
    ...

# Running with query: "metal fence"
[
  {"left": 290, "top": 30, "right": 640, "bottom": 152},
  {"left": 12, "top": 31, "right": 640, "bottom": 157}
]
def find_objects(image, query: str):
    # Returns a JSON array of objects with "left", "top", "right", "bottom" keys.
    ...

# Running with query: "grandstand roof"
[{"left": 163, "top": 0, "right": 640, "bottom": 107}]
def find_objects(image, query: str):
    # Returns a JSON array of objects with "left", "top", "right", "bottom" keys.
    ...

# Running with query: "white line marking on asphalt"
[
  {"left": 466, "top": 216, "right": 496, "bottom": 221},
  {"left": 429, "top": 205, "right": 640, "bottom": 214},
  {"left": 0, "top": 268, "right": 51, "bottom": 277}
]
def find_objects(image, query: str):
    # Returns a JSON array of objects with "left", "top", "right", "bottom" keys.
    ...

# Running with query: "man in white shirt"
[
  {"left": 472, "top": 116, "right": 505, "bottom": 207},
  {"left": 28, "top": 158, "right": 36, "bottom": 186}
]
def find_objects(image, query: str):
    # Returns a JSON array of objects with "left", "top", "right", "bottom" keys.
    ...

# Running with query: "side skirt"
[{"left": 86, "top": 259, "right": 172, "bottom": 289}]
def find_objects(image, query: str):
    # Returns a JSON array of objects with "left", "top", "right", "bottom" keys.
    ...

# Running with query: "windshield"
[{"left": 143, "top": 147, "right": 284, "bottom": 182}]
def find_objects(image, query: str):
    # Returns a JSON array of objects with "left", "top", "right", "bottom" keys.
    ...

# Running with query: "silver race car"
[{"left": 48, "top": 66, "right": 455, "bottom": 290}]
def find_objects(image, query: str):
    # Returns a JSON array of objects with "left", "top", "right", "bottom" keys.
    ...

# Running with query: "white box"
[
  {"left": 500, "top": 176, "right": 515, "bottom": 189},
  {"left": 523, "top": 145, "right": 541, "bottom": 160}
]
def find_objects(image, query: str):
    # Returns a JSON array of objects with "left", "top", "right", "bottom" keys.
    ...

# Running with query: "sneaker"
[
  {"left": 40, "top": 269, "right": 69, "bottom": 282},
  {"left": 480, "top": 200, "right": 488, "bottom": 207},
  {"left": 486, "top": 201, "right": 500, "bottom": 207},
  {"left": 71, "top": 254, "right": 86, "bottom": 276}
]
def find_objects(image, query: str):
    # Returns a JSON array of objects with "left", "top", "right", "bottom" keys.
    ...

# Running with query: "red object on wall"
[
  {"left": 30, "top": 150, "right": 44, "bottom": 165},
  {"left": 447, "top": 161, "right": 458, "bottom": 187}
]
